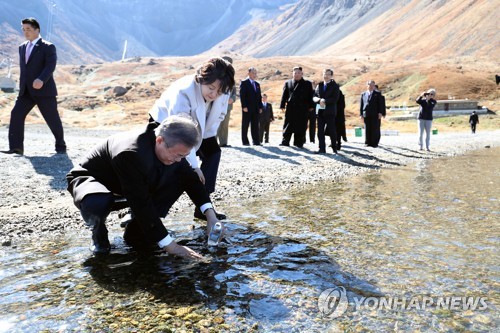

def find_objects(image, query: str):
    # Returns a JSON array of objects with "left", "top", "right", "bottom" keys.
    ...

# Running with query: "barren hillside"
[{"left": 0, "top": 54, "right": 498, "bottom": 133}]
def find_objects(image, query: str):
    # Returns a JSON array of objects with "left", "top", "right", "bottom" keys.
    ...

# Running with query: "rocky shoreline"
[{"left": 1, "top": 124, "right": 499, "bottom": 246}]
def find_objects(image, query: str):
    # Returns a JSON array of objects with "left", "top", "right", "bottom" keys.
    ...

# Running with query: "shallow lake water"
[{"left": 0, "top": 147, "right": 498, "bottom": 332}]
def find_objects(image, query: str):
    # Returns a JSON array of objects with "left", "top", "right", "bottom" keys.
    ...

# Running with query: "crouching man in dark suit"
[{"left": 67, "top": 115, "right": 221, "bottom": 258}]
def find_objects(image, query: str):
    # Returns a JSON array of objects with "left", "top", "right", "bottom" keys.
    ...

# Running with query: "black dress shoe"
[
  {"left": 1, "top": 149, "right": 23, "bottom": 155},
  {"left": 314, "top": 150, "right": 326, "bottom": 154},
  {"left": 220, "top": 144, "right": 231, "bottom": 148},
  {"left": 90, "top": 243, "right": 111, "bottom": 254},
  {"left": 279, "top": 143, "right": 289, "bottom": 147},
  {"left": 194, "top": 207, "right": 227, "bottom": 221},
  {"left": 242, "top": 143, "right": 250, "bottom": 146}
]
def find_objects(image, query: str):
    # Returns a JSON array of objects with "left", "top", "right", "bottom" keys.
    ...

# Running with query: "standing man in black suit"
[
  {"left": 67, "top": 115, "right": 222, "bottom": 257},
  {"left": 2, "top": 18, "right": 66, "bottom": 155},
  {"left": 313, "top": 68, "right": 340, "bottom": 154},
  {"left": 259, "top": 93, "right": 274, "bottom": 144},
  {"left": 239, "top": 67, "right": 262, "bottom": 146},
  {"left": 359, "top": 80, "right": 385, "bottom": 147},
  {"left": 279, "top": 66, "right": 314, "bottom": 148}
]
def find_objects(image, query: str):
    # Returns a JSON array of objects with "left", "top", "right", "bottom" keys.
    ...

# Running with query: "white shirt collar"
[{"left": 29, "top": 36, "right": 41, "bottom": 45}]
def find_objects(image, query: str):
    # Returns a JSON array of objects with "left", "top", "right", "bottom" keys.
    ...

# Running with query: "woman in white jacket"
[{"left": 149, "top": 57, "right": 235, "bottom": 220}]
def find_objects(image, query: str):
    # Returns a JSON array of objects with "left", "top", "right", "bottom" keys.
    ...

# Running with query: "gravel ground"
[{"left": 1, "top": 124, "right": 499, "bottom": 246}]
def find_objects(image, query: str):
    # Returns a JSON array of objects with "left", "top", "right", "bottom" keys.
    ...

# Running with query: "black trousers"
[
  {"left": 308, "top": 111, "right": 316, "bottom": 143},
  {"left": 282, "top": 113, "right": 308, "bottom": 147},
  {"left": 9, "top": 92, "right": 66, "bottom": 151},
  {"left": 317, "top": 112, "right": 336, "bottom": 152},
  {"left": 196, "top": 136, "right": 221, "bottom": 194},
  {"left": 259, "top": 118, "right": 271, "bottom": 143},
  {"left": 78, "top": 179, "right": 184, "bottom": 247},
  {"left": 364, "top": 116, "right": 381, "bottom": 147},
  {"left": 241, "top": 111, "right": 260, "bottom": 145}
]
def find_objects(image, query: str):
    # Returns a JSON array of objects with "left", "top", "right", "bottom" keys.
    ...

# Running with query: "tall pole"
[{"left": 121, "top": 40, "right": 128, "bottom": 61}]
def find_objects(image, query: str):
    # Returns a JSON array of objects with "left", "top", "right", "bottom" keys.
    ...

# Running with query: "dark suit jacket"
[
  {"left": 314, "top": 80, "right": 340, "bottom": 116},
  {"left": 360, "top": 90, "right": 384, "bottom": 118},
  {"left": 280, "top": 78, "right": 314, "bottom": 112},
  {"left": 19, "top": 38, "right": 58, "bottom": 97},
  {"left": 66, "top": 123, "right": 210, "bottom": 243},
  {"left": 260, "top": 102, "right": 274, "bottom": 122},
  {"left": 240, "top": 78, "right": 262, "bottom": 113}
]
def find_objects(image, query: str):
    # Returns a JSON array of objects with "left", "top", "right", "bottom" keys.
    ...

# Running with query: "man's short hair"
[
  {"left": 155, "top": 114, "right": 200, "bottom": 148},
  {"left": 367, "top": 80, "right": 375, "bottom": 85},
  {"left": 293, "top": 66, "right": 303, "bottom": 71},
  {"left": 22, "top": 17, "right": 40, "bottom": 31},
  {"left": 324, "top": 68, "right": 333, "bottom": 75},
  {"left": 248, "top": 67, "right": 257, "bottom": 73}
]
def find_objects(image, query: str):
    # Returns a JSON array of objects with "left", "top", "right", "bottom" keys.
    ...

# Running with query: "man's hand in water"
[{"left": 164, "top": 241, "right": 203, "bottom": 259}]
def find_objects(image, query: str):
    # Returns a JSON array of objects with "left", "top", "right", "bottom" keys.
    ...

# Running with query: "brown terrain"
[
  {"left": 0, "top": 0, "right": 498, "bottom": 133},
  {"left": 0, "top": 54, "right": 498, "bottom": 134}
]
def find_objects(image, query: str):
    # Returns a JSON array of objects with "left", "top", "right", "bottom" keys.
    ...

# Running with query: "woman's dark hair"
[
  {"left": 22, "top": 18, "right": 40, "bottom": 31},
  {"left": 195, "top": 57, "right": 235, "bottom": 95}
]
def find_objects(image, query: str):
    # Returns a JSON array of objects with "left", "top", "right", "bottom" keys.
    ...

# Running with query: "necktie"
[
  {"left": 25, "top": 42, "right": 33, "bottom": 63},
  {"left": 252, "top": 81, "right": 257, "bottom": 91}
]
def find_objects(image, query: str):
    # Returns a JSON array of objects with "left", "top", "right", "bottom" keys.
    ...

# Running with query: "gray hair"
[{"left": 155, "top": 114, "right": 200, "bottom": 148}]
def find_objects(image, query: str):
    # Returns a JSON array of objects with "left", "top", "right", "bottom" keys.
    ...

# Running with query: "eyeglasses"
[{"left": 165, "top": 141, "right": 190, "bottom": 159}]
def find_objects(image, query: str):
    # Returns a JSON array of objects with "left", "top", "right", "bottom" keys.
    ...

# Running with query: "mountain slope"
[{"left": 211, "top": 0, "right": 499, "bottom": 60}]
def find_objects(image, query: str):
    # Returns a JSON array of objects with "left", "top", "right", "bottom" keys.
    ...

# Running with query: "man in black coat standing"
[
  {"left": 313, "top": 68, "right": 340, "bottom": 154},
  {"left": 279, "top": 66, "right": 314, "bottom": 148},
  {"left": 2, "top": 17, "right": 66, "bottom": 155},
  {"left": 469, "top": 111, "right": 479, "bottom": 134},
  {"left": 359, "top": 80, "right": 385, "bottom": 147},
  {"left": 67, "top": 115, "right": 222, "bottom": 258},
  {"left": 239, "top": 67, "right": 263, "bottom": 146}
]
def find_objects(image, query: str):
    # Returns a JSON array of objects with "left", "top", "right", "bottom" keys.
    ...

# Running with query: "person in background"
[
  {"left": 308, "top": 80, "right": 318, "bottom": 144},
  {"left": 335, "top": 88, "right": 347, "bottom": 150},
  {"left": 416, "top": 88, "right": 437, "bottom": 151},
  {"left": 279, "top": 66, "right": 314, "bottom": 148},
  {"left": 149, "top": 57, "right": 235, "bottom": 220},
  {"left": 66, "top": 115, "right": 222, "bottom": 258},
  {"left": 217, "top": 56, "right": 237, "bottom": 147},
  {"left": 239, "top": 67, "right": 263, "bottom": 146},
  {"left": 259, "top": 94, "right": 274, "bottom": 144},
  {"left": 469, "top": 111, "right": 479, "bottom": 134},
  {"left": 313, "top": 68, "right": 340, "bottom": 154},
  {"left": 2, "top": 17, "right": 66, "bottom": 155},
  {"left": 359, "top": 80, "right": 385, "bottom": 148}
]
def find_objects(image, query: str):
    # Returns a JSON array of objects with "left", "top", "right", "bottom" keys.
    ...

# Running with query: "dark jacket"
[
  {"left": 314, "top": 80, "right": 340, "bottom": 117},
  {"left": 416, "top": 96, "right": 437, "bottom": 120},
  {"left": 19, "top": 38, "right": 58, "bottom": 97},
  {"left": 360, "top": 90, "right": 384, "bottom": 118},
  {"left": 469, "top": 113, "right": 479, "bottom": 125},
  {"left": 66, "top": 123, "right": 210, "bottom": 243},
  {"left": 259, "top": 102, "right": 274, "bottom": 122},
  {"left": 240, "top": 78, "right": 263, "bottom": 113},
  {"left": 280, "top": 78, "right": 314, "bottom": 111}
]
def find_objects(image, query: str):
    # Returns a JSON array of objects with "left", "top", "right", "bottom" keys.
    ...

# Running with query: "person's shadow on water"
[
  {"left": 82, "top": 223, "right": 383, "bottom": 327},
  {"left": 26, "top": 153, "right": 74, "bottom": 190}
]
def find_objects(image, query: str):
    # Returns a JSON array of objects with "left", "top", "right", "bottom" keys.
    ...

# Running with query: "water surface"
[{"left": 0, "top": 147, "right": 498, "bottom": 332}]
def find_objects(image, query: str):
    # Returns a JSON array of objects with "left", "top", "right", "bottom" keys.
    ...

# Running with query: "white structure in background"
[
  {"left": 121, "top": 40, "right": 128, "bottom": 61},
  {"left": 0, "top": 56, "right": 16, "bottom": 92}
]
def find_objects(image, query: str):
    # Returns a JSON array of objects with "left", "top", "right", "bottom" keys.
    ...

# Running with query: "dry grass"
[{"left": 0, "top": 55, "right": 498, "bottom": 134}]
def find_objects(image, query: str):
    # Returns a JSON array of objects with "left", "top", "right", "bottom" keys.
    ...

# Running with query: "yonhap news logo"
[
  {"left": 318, "top": 286, "right": 349, "bottom": 318},
  {"left": 318, "top": 287, "right": 488, "bottom": 319}
]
